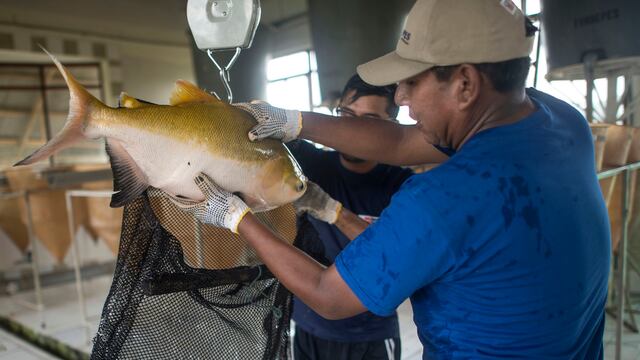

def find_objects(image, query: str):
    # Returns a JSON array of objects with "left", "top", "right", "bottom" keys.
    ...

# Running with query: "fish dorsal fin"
[
  {"left": 119, "top": 92, "right": 148, "bottom": 108},
  {"left": 106, "top": 139, "right": 149, "bottom": 207},
  {"left": 169, "top": 80, "right": 220, "bottom": 106}
]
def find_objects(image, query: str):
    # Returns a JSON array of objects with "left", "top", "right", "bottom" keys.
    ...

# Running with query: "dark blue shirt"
[
  {"left": 336, "top": 89, "right": 610, "bottom": 359},
  {"left": 287, "top": 140, "right": 413, "bottom": 342}
]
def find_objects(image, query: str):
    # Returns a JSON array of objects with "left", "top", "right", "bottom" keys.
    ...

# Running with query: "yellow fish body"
[{"left": 15, "top": 50, "right": 307, "bottom": 211}]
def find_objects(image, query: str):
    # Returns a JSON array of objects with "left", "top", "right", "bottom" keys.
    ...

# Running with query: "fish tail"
[{"left": 14, "top": 47, "right": 104, "bottom": 166}]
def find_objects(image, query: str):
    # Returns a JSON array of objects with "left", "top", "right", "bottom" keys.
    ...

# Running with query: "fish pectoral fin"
[
  {"left": 118, "top": 92, "right": 148, "bottom": 108},
  {"left": 106, "top": 139, "right": 149, "bottom": 207},
  {"left": 169, "top": 80, "right": 220, "bottom": 106}
]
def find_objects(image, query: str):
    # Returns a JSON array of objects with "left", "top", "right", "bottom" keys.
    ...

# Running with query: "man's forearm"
[
  {"left": 334, "top": 207, "right": 368, "bottom": 241},
  {"left": 237, "top": 213, "right": 366, "bottom": 319},
  {"left": 299, "top": 112, "right": 447, "bottom": 166}
]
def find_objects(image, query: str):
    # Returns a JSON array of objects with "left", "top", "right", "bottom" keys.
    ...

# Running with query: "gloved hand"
[
  {"left": 293, "top": 181, "right": 342, "bottom": 224},
  {"left": 234, "top": 101, "right": 302, "bottom": 142},
  {"left": 168, "top": 173, "right": 251, "bottom": 234}
]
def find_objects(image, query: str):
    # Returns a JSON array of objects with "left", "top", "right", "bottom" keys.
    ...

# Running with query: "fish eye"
[{"left": 296, "top": 181, "right": 306, "bottom": 192}]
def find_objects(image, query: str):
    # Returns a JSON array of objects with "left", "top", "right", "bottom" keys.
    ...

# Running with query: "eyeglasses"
[
  {"left": 335, "top": 107, "right": 356, "bottom": 118},
  {"left": 335, "top": 106, "right": 398, "bottom": 123}
]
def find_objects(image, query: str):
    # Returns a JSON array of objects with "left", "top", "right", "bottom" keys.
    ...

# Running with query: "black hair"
[
  {"left": 431, "top": 57, "right": 532, "bottom": 93},
  {"left": 340, "top": 74, "right": 399, "bottom": 118}
]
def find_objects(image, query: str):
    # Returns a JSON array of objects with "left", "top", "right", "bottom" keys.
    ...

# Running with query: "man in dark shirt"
[{"left": 286, "top": 74, "right": 413, "bottom": 360}]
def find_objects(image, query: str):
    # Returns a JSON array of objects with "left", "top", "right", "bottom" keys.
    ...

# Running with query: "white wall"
[{"left": 117, "top": 42, "right": 195, "bottom": 105}]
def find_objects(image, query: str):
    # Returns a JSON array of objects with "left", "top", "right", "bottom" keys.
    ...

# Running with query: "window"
[
  {"left": 266, "top": 51, "right": 324, "bottom": 113},
  {"left": 267, "top": 50, "right": 413, "bottom": 123},
  {"left": 63, "top": 39, "right": 78, "bottom": 55},
  {"left": 396, "top": 107, "right": 415, "bottom": 125}
]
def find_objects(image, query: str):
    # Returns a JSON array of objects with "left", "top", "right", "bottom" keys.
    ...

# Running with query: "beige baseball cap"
[{"left": 357, "top": 0, "right": 535, "bottom": 86}]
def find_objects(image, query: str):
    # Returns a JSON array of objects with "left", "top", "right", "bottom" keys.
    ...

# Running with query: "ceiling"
[{"left": 0, "top": 0, "right": 309, "bottom": 47}]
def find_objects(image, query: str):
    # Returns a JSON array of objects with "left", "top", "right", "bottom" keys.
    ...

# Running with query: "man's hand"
[
  {"left": 234, "top": 101, "right": 302, "bottom": 142},
  {"left": 168, "top": 173, "right": 250, "bottom": 234},
  {"left": 293, "top": 181, "right": 342, "bottom": 224}
]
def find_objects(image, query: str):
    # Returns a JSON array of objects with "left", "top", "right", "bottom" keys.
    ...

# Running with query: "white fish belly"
[{"left": 113, "top": 129, "right": 272, "bottom": 208}]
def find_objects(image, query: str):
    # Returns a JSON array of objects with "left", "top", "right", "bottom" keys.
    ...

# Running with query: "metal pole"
[
  {"left": 307, "top": 51, "right": 314, "bottom": 111},
  {"left": 24, "top": 191, "right": 45, "bottom": 312},
  {"left": 532, "top": 21, "right": 542, "bottom": 89},
  {"left": 615, "top": 169, "right": 631, "bottom": 360},
  {"left": 65, "top": 191, "right": 91, "bottom": 343},
  {"left": 584, "top": 53, "right": 598, "bottom": 123},
  {"left": 607, "top": 75, "right": 618, "bottom": 123}
]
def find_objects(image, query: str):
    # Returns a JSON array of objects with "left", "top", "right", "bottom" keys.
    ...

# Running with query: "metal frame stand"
[
  {"left": 598, "top": 162, "right": 640, "bottom": 360},
  {"left": 0, "top": 191, "right": 45, "bottom": 314},
  {"left": 64, "top": 189, "right": 114, "bottom": 345},
  {"left": 21, "top": 191, "right": 45, "bottom": 313}
]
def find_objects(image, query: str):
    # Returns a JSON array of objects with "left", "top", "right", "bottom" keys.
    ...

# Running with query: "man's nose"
[{"left": 394, "top": 84, "right": 409, "bottom": 106}]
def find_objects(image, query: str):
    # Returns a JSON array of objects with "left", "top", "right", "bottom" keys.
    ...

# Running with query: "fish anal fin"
[
  {"left": 106, "top": 139, "right": 149, "bottom": 207},
  {"left": 119, "top": 92, "right": 148, "bottom": 109},
  {"left": 169, "top": 80, "right": 220, "bottom": 106}
]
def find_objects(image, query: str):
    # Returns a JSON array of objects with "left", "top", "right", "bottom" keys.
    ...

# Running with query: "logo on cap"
[{"left": 401, "top": 30, "right": 411, "bottom": 45}]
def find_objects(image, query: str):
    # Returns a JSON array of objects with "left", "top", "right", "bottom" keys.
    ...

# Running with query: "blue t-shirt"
[
  {"left": 335, "top": 89, "right": 610, "bottom": 359},
  {"left": 287, "top": 140, "right": 413, "bottom": 342}
]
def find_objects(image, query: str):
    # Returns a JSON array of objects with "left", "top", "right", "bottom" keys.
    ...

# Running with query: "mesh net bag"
[{"left": 90, "top": 189, "right": 321, "bottom": 360}]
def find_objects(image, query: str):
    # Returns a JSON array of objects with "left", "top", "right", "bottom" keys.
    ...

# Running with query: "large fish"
[{"left": 14, "top": 50, "right": 307, "bottom": 211}]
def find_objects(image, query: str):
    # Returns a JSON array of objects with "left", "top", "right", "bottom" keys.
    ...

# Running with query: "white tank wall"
[{"left": 0, "top": 227, "right": 114, "bottom": 274}]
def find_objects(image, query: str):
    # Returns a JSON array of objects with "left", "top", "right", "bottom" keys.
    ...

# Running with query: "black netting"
[{"left": 90, "top": 190, "right": 321, "bottom": 360}]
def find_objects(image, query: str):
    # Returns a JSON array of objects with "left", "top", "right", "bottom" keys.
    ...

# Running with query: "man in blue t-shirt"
[
  {"left": 287, "top": 74, "right": 413, "bottom": 360},
  {"left": 175, "top": 0, "right": 610, "bottom": 358}
]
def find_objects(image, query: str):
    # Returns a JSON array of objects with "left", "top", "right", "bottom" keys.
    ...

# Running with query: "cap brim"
[{"left": 357, "top": 51, "right": 435, "bottom": 86}]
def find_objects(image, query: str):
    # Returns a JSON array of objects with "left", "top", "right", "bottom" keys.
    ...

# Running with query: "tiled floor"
[{"left": 1, "top": 276, "right": 640, "bottom": 359}]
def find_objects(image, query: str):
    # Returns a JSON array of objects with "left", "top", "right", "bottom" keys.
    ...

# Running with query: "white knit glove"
[
  {"left": 293, "top": 181, "right": 342, "bottom": 224},
  {"left": 168, "top": 173, "right": 250, "bottom": 233},
  {"left": 234, "top": 101, "right": 302, "bottom": 142}
]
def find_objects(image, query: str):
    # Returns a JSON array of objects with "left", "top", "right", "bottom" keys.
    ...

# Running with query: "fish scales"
[{"left": 93, "top": 104, "right": 282, "bottom": 162}]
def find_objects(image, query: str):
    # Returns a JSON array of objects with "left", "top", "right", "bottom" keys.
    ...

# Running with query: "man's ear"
[{"left": 453, "top": 64, "right": 481, "bottom": 110}]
